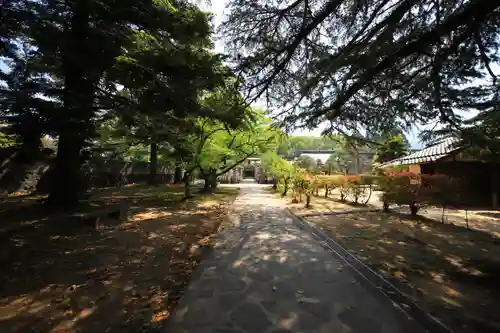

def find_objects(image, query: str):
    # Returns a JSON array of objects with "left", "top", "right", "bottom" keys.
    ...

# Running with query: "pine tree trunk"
[
  {"left": 47, "top": 68, "right": 94, "bottom": 206},
  {"left": 184, "top": 173, "right": 192, "bottom": 198},
  {"left": 174, "top": 166, "right": 182, "bottom": 184},
  {"left": 492, "top": 167, "right": 498, "bottom": 209},
  {"left": 47, "top": 131, "right": 84, "bottom": 207},
  {"left": 203, "top": 177, "right": 210, "bottom": 190},
  {"left": 148, "top": 142, "right": 158, "bottom": 185},
  {"left": 209, "top": 172, "right": 217, "bottom": 190},
  {"left": 47, "top": 1, "right": 94, "bottom": 207},
  {"left": 203, "top": 172, "right": 217, "bottom": 192}
]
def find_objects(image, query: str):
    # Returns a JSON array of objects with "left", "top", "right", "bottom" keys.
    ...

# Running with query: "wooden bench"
[{"left": 73, "top": 202, "right": 130, "bottom": 230}]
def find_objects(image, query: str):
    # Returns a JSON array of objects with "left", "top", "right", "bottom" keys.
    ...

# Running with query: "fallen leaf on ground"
[{"left": 151, "top": 310, "right": 170, "bottom": 323}]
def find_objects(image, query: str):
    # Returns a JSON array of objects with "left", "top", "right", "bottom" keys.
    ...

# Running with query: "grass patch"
[
  {"left": 306, "top": 211, "right": 500, "bottom": 333},
  {"left": 0, "top": 185, "right": 239, "bottom": 333}
]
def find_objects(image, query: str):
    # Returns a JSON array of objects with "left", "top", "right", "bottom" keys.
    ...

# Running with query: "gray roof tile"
[{"left": 380, "top": 137, "right": 460, "bottom": 167}]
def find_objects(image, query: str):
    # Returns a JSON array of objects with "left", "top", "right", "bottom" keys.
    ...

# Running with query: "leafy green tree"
[
  {"left": 162, "top": 78, "right": 263, "bottom": 195},
  {"left": 260, "top": 152, "right": 281, "bottom": 180},
  {"left": 324, "top": 155, "right": 338, "bottom": 175},
  {"left": 373, "top": 136, "right": 409, "bottom": 164},
  {"left": 295, "top": 155, "right": 317, "bottom": 173},
  {"left": 191, "top": 110, "right": 281, "bottom": 192},
  {"left": 325, "top": 151, "right": 351, "bottom": 174},
  {"left": 260, "top": 152, "right": 294, "bottom": 195}
]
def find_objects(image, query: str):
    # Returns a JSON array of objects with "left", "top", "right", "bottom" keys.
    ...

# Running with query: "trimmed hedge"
[
  {"left": 303, "top": 171, "right": 463, "bottom": 215},
  {"left": 377, "top": 171, "right": 463, "bottom": 215},
  {"left": 269, "top": 162, "right": 463, "bottom": 214}
]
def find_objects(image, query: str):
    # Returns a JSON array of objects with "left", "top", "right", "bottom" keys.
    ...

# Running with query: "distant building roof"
[
  {"left": 299, "top": 153, "right": 332, "bottom": 164},
  {"left": 298, "top": 151, "right": 375, "bottom": 165},
  {"left": 379, "top": 137, "right": 460, "bottom": 167},
  {"left": 298, "top": 149, "right": 373, "bottom": 155}
]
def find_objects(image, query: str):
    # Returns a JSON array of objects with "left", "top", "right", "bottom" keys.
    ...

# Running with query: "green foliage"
[
  {"left": 261, "top": 152, "right": 294, "bottom": 179},
  {"left": 0, "top": 130, "right": 16, "bottom": 148},
  {"left": 373, "top": 136, "right": 409, "bottom": 164},
  {"left": 260, "top": 152, "right": 295, "bottom": 196},
  {"left": 0, "top": 39, "right": 59, "bottom": 152},
  {"left": 3, "top": 0, "right": 227, "bottom": 204},
  {"left": 324, "top": 151, "right": 351, "bottom": 174},
  {"left": 198, "top": 117, "right": 279, "bottom": 173},
  {"left": 457, "top": 107, "right": 500, "bottom": 163},
  {"left": 175, "top": 107, "right": 282, "bottom": 191},
  {"left": 277, "top": 134, "right": 370, "bottom": 157},
  {"left": 295, "top": 155, "right": 317, "bottom": 172}
]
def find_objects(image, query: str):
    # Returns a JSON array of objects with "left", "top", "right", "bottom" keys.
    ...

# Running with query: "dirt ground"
[
  {"left": 283, "top": 188, "right": 500, "bottom": 237},
  {"left": 0, "top": 185, "right": 239, "bottom": 333},
  {"left": 275, "top": 190, "right": 500, "bottom": 333}
]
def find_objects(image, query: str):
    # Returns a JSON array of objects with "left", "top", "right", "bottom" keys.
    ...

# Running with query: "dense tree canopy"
[
  {"left": 221, "top": 0, "right": 500, "bottom": 136},
  {"left": 1, "top": 0, "right": 227, "bottom": 205}
]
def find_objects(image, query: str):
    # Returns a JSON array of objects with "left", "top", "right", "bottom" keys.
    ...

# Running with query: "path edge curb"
[{"left": 285, "top": 208, "right": 454, "bottom": 333}]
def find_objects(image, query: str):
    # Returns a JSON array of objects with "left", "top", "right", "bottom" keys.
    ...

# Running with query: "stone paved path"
[{"left": 165, "top": 181, "right": 427, "bottom": 333}]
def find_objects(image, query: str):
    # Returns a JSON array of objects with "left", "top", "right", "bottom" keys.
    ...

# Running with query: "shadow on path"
[{"left": 165, "top": 183, "right": 428, "bottom": 333}]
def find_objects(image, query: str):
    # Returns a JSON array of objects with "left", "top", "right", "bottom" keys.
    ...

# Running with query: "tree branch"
[
  {"left": 318, "top": 0, "right": 500, "bottom": 120},
  {"left": 247, "top": 0, "right": 344, "bottom": 101},
  {"left": 475, "top": 31, "right": 497, "bottom": 85}
]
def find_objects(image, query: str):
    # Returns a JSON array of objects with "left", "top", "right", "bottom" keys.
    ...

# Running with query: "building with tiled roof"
[
  {"left": 377, "top": 137, "right": 500, "bottom": 208},
  {"left": 379, "top": 137, "right": 461, "bottom": 168}
]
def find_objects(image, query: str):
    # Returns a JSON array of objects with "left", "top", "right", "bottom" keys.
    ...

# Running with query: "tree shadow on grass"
[
  {"left": 0, "top": 189, "right": 237, "bottom": 333},
  {"left": 307, "top": 211, "right": 500, "bottom": 333}
]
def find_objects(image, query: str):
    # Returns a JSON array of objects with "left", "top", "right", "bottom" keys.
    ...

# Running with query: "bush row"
[{"left": 292, "top": 172, "right": 463, "bottom": 215}]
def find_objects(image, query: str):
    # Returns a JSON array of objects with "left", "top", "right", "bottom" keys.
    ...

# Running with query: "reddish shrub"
[{"left": 378, "top": 172, "right": 462, "bottom": 216}]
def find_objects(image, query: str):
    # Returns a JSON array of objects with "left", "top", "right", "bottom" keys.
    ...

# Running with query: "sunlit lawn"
[{"left": 0, "top": 185, "right": 239, "bottom": 333}]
